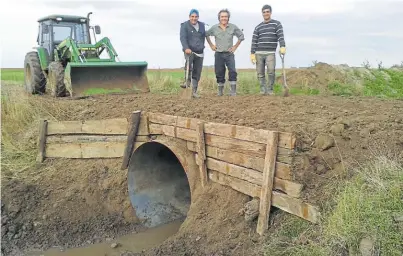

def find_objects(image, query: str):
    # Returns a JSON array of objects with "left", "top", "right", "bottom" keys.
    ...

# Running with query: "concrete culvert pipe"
[{"left": 128, "top": 139, "right": 198, "bottom": 228}]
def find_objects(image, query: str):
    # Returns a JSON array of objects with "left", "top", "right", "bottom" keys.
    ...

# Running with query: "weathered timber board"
[
  {"left": 121, "top": 111, "right": 142, "bottom": 170},
  {"left": 47, "top": 118, "right": 128, "bottom": 135},
  {"left": 45, "top": 142, "right": 126, "bottom": 158},
  {"left": 187, "top": 141, "right": 291, "bottom": 180},
  {"left": 257, "top": 131, "right": 279, "bottom": 235},
  {"left": 187, "top": 140, "right": 292, "bottom": 165},
  {"left": 208, "top": 170, "right": 320, "bottom": 223},
  {"left": 147, "top": 113, "right": 296, "bottom": 149},
  {"left": 46, "top": 135, "right": 128, "bottom": 144},
  {"left": 196, "top": 155, "right": 302, "bottom": 198},
  {"left": 149, "top": 123, "right": 293, "bottom": 163},
  {"left": 36, "top": 120, "right": 48, "bottom": 163}
]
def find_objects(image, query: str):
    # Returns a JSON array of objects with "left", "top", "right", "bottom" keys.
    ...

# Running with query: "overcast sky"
[{"left": 1, "top": 0, "right": 402, "bottom": 69}]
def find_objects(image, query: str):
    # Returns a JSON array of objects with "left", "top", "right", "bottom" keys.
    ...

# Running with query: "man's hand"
[
  {"left": 228, "top": 46, "right": 238, "bottom": 53},
  {"left": 250, "top": 54, "right": 256, "bottom": 65},
  {"left": 210, "top": 44, "right": 217, "bottom": 51},
  {"left": 279, "top": 47, "right": 286, "bottom": 55},
  {"left": 185, "top": 49, "right": 192, "bottom": 54}
]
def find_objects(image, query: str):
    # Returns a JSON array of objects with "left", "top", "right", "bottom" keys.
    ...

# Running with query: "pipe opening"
[{"left": 128, "top": 142, "right": 191, "bottom": 228}]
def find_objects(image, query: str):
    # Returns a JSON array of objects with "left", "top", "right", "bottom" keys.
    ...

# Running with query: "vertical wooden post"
[
  {"left": 196, "top": 121, "right": 208, "bottom": 187},
  {"left": 121, "top": 111, "right": 142, "bottom": 170},
  {"left": 256, "top": 131, "right": 279, "bottom": 235},
  {"left": 36, "top": 119, "right": 48, "bottom": 163}
]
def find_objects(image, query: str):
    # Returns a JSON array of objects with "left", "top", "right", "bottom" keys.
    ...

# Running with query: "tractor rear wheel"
[
  {"left": 24, "top": 51, "right": 46, "bottom": 94},
  {"left": 48, "top": 61, "right": 67, "bottom": 97}
]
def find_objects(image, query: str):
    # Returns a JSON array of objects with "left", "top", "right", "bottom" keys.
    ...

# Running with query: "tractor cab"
[{"left": 36, "top": 13, "right": 101, "bottom": 62}]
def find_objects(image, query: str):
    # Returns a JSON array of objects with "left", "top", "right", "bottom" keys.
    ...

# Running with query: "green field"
[
  {"left": 2, "top": 66, "right": 403, "bottom": 98},
  {"left": 0, "top": 68, "right": 291, "bottom": 96}
]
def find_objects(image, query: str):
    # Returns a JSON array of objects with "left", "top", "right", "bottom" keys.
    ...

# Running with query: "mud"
[{"left": 1, "top": 75, "right": 403, "bottom": 255}]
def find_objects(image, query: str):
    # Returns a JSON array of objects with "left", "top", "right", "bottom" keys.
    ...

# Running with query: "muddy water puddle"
[{"left": 27, "top": 220, "right": 182, "bottom": 256}]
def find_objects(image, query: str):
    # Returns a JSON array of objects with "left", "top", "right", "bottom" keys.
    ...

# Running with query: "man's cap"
[
  {"left": 189, "top": 9, "right": 199, "bottom": 16},
  {"left": 262, "top": 4, "right": 272, "bottom": 12}
]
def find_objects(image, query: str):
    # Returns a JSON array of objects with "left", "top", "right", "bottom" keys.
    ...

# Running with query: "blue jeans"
[{"left": 256, "top": 53, "right": 276, "bottom": 93}]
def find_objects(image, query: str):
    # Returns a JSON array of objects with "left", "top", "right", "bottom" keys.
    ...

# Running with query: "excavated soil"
[{"left": 2, "top": 82, "right": 403, "bottom": 255}]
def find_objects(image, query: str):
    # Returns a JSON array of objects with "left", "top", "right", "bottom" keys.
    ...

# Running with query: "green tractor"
[{"left": 24, "top": 12, "right": 150, "bottom": 97}]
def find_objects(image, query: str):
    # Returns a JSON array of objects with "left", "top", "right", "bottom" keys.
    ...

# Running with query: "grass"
[
  {"left": 2, "top": 66, "right": 402, "bottom": 98},
  {"left": 263, "top": 156, "right": 403, "bottom": 256}
]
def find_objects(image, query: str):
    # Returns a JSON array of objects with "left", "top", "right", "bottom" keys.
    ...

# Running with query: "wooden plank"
[
  {"left": 46, "top": 142, "right": 125, "bottom": 158},
  {"left": 47, "top": 118, "right": 128, "bottom": 135},
  {"left": 196, "top": 122, "right": 208, "bottom": 187},
  {"left": 204, "top": 123, "right": 296, "bottom": 149},
  {"left": 82, "top": 119, "right": 128, "bottom": 135},
  {"left": 149, "top": 123, "right": 176, "bottom": 137},
  {"left": 137, "top": 113, "right": 150, "bottom": 136},
  {"left": 188, "top": 141, "right": 292, "bottom": 164},
  {"left": 176, "top": 116, "right": 200, "bottom": 129},
  {"left": 46, "top": 135, "right": 128, "bottom": 144},
  {"left": 202, "top": 156, "right": 302, "bottom": 198},
  {"left": 257, "top": 131, "right": 279, "bottom": 235},
  {"left": 36, "top": 119, "right": 48, "bottom": 163},
  {"left": 187, "top": 142, "right": 291, "bottom": 180},
  {"left": 148, "top": 112, "right": 177, "bottom": 126},
  {"left": 209, "top": 170, "right": 261, "bottom": 198},
  {"left": 208, "top": 170, "right": 320, "bottom": 223},
  {"left": 176, "top": 127, "right": 197, "bottom": 142},
  {"left": 47, "top": 120, "right": 82, "bottom": 135},
  {"left": 147, "top": 113, "right": 296, "bottom": 149},
  {"left": 121, "top": 111, "right": 141, "bottom": 170},
  {"left": 150, "top": 124, "right": 293, "bottom": 162}
]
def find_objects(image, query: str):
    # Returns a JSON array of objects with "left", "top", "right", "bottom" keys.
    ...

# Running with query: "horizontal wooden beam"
[
  {"left": 45, "top": 142, "right": 126, "bottom": 158},
  {"left": 149, "top": 123, "right": 293, "bottom": 163},
  {"left": 199, "top": 156, "right": 302, "bottom": 198},
  {"left": 187, "top": 140, "right": 292, "bottom": 165},
  {"left": 147, "top": 113, "right": 296, "bottom": 149},
  {"left": 47, "top": 118, "right": 128, "bottom": 135},
  {"left": 46, "top": 135, "right": 128, "bottom": 144},
  {"left": 187, "top": 141, "right": 291, "bottom": 180},
  {"left": 208, "top": 170, "right": 320, "bottom": 223}
]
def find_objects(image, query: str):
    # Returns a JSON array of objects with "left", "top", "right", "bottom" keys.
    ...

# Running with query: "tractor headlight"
[
  {"left": 80, "top": 18, "right": 86, "bottom": 22},
  {"left": 56, "top": 17, "right": 62, "bottom": 21}
]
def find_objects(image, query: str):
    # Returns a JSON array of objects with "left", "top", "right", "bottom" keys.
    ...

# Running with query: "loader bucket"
[{"left": 64, "top": 62, "right": 150, "bottom": 97}]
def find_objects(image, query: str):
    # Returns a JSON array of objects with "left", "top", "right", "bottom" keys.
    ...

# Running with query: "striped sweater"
[{"left": 251, "top": 19, "right": 286, "bottom": 54}]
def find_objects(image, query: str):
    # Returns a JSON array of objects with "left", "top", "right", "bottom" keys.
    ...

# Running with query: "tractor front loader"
[{"left": 24, "top": 12, "right": 150, "bottom": 98}]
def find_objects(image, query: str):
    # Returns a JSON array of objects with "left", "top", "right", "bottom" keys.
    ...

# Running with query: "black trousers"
[
  {"left": 214, "top": 52, "right": 237, "bottom": 84},
  {"left": 184, "top": 53, "right": 204, "bottom": 85}
]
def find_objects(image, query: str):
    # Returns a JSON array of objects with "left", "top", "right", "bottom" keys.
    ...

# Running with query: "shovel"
[
  {"left": 280, "top": 53, "right": 290, "bottom": 97},
  {"left": 179, "top": 53, "right": 193, "bottom": 99}
]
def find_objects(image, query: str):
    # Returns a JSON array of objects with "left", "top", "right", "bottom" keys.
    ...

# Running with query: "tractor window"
[
  {"left": 74, "top": 23, "right": 90, "bottom": 44},
  {"left": 53, "top": 26, "right": 72, "bottom": 42}
]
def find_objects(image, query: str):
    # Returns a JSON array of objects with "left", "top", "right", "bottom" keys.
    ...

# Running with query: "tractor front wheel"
[
  {"left": 24, "top": 51, "right": 46, "bottom": 94},
  {"left": 48, "top": 62, "right": 67, "bottom": 97}
]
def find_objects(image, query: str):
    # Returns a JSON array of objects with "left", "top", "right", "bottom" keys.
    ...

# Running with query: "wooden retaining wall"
[{"left": 37, "top": 111, "right": 320, "bottom": 235}]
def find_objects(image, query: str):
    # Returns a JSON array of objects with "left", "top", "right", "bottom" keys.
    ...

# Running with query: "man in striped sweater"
[{"left": 250, "top": 5, "right": 286, "bottom": 95}]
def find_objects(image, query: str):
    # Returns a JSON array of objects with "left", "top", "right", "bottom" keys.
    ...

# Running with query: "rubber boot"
[
  {"left": 217, "top": 83, "right": 224, "bottom": 96},
  {"left": 192, "top": 79, "right": 200, "bottom": 98},
  {"left": 267, "top": 83, "right": 274, "bottom": 95},
  {"left": 259, "top": 79, "right": 267, "bottom": 95},
  {"left": 229, "top": 81, "right": 237, "bottom": 96}
]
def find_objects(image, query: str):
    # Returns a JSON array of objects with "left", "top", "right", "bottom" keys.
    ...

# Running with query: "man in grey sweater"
[
  {"left": 250, "top": 4, "right": 286, "bottom": 95},
  {"left": 180, "top": 9, "right": 206, "bottom": 98},
  {"left": 206, "top": 9, "right": 244, "bottom": 96}
]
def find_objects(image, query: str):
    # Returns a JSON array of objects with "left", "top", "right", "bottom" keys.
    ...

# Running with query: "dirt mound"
[
  {"left": 2, "top": 85, "right": 403, "bottom": 255},
  {"left": 1, "top": 159, "right": 144, "bottom": 255}
]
